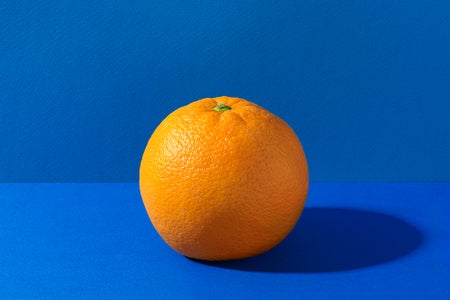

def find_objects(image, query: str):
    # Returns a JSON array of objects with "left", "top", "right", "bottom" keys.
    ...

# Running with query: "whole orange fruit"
[{"left": 139, "top": 96, "right": 308, "bottom": 261}]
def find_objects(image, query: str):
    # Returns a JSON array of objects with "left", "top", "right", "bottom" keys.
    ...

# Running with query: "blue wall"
[{"left": 1, "top": 0, "right": 448, "bottom": 182}]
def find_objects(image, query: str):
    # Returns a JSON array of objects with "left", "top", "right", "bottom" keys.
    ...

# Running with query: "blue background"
[
  {"left": 1, "top": 0, "right": 449, "bottom": 182},
  {"left": 1, "top": 182, "right": 449, "bottom": 299},
  {"left": 1, "top": 2, "right": 449, "bottom": 299}
]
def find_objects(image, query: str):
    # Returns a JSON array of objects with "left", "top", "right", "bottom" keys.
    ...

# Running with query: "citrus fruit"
[{"left": 139, "top": 96, "right": 308, "bottom": 261}]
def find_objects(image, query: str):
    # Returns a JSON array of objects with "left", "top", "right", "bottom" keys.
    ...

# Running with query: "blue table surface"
[{"left": 0, "top": 183, "right": 448, "bottom": 299}]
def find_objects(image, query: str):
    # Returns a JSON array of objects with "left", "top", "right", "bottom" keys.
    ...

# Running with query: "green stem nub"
[{"left": 213, "top": 103, "right": 232, "bottom": 112}]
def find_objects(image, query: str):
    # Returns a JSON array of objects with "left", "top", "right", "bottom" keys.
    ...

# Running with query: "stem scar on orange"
[{"left": 139, "top": 96, "right": 308, "bottom": 261}]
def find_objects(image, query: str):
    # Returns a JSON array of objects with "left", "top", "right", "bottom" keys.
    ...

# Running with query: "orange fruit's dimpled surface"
[{"left": 139, "top": 97, "right": 308, "bottom": 261}]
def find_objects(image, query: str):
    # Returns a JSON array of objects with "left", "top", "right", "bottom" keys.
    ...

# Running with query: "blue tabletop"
[{"left": 0, "top": 183, "right": 448, "bottom": 299}]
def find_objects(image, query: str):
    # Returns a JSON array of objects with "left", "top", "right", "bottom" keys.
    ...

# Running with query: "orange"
[{"left": 139, "top": 96, "right": 308, "bottom": 261}]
